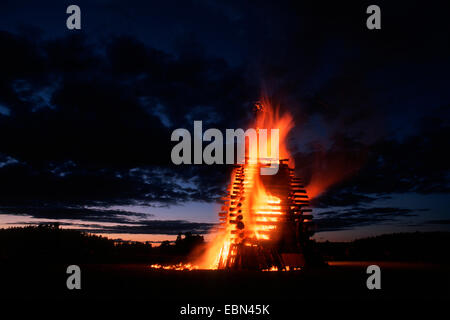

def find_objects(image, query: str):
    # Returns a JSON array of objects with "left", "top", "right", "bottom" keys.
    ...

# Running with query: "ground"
[{"left": 1, "top": 261, "right": 448, "bottom": 317}]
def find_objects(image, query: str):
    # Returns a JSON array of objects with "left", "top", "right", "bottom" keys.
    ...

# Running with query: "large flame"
[
  {"left": 195, "top": 98, "right": 295, "bottom": 269},
  {"left": 152, "top": 97, "right": 336, "bottom": 271},
  {"left": 253, "top": 96, "right": 294, "bottom": 164}
]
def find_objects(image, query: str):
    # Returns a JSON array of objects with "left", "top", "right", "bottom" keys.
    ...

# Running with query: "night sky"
[{"left": 0, "top": 0, "right": 449, "bottom": 242}]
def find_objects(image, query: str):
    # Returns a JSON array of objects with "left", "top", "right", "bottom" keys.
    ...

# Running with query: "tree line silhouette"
[
  {"left": 317, "top": 232, "right": 450, "bottom": 263},
  {"left": 0, "top": 224, "right": 205, "bottom": 264},
  {"left": 0, "top": 225, "right": 448, "bottom": 265}
]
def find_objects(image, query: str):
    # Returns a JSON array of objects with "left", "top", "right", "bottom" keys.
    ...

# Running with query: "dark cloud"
[
  {"left": 0, "top": 161, "right": 230, "bottom": 207},
  {"left": 78, "top": 220, "right": 214, "bottom": 235},
  {"left": 0, "top": 206, "right": 151, "bottom": 224},
  {"left": 422, "top": 219, "right": 450, "bottom": 226},
  {"left": 0, "top": 205, "right": 215, "bottom": 236},
  {"left": 312, "top": 191, "right": 380, "bottom": 209},
  {"left": 315, "top": 207, "right": 419, "bottom": 232},
  {"left": 301, "top": 120, "right": 450, "bottom": 208},
  {"left": 6, "top": 219, "right": 214, "bottom": 235},
  {"left": 0, "top": 30, "right": 243, "bottom": 211}
]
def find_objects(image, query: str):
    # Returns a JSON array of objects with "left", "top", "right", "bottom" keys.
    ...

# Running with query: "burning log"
[
  {"left": 150, "top": 97, "right": 318, "bottom": 272},
  {"left": 187, "top": 98, "right": 316, "bottom": 271},
  {"left": 213, "top": 161, "right": 314, "bottom": 270}
]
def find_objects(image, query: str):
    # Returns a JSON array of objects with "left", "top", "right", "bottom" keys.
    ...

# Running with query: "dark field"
[
  {"left": 2, "top": 261, "right": 448, "bottom": 300},
  {"left": 1, "top": 261, "right": 449, "bottom": 318},
  {"left": 1, "top": 229, "right": 449, "bottom": 316}
]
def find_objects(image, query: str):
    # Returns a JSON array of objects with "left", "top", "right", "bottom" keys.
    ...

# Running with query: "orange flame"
[
  {"left": 253, "top": 96, "right": 294, "bottom": 164},
  {"left": 150, "top": 263, "right": 198, "bottom": 271},
  {"left": 195, "top": 97, "right": 295, "bottom": 269},
  {"left": 156, "top": 96, "right": 352, "bottom": 271}
]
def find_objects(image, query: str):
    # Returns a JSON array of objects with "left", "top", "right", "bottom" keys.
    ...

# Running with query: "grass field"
[{"left": 2, "top": 261, "right": 448, "bottom": 300}]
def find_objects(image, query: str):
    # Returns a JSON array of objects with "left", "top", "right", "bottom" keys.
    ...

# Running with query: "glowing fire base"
[{"left": 215, "top": 160, "right": 313, "bottom": 270}]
